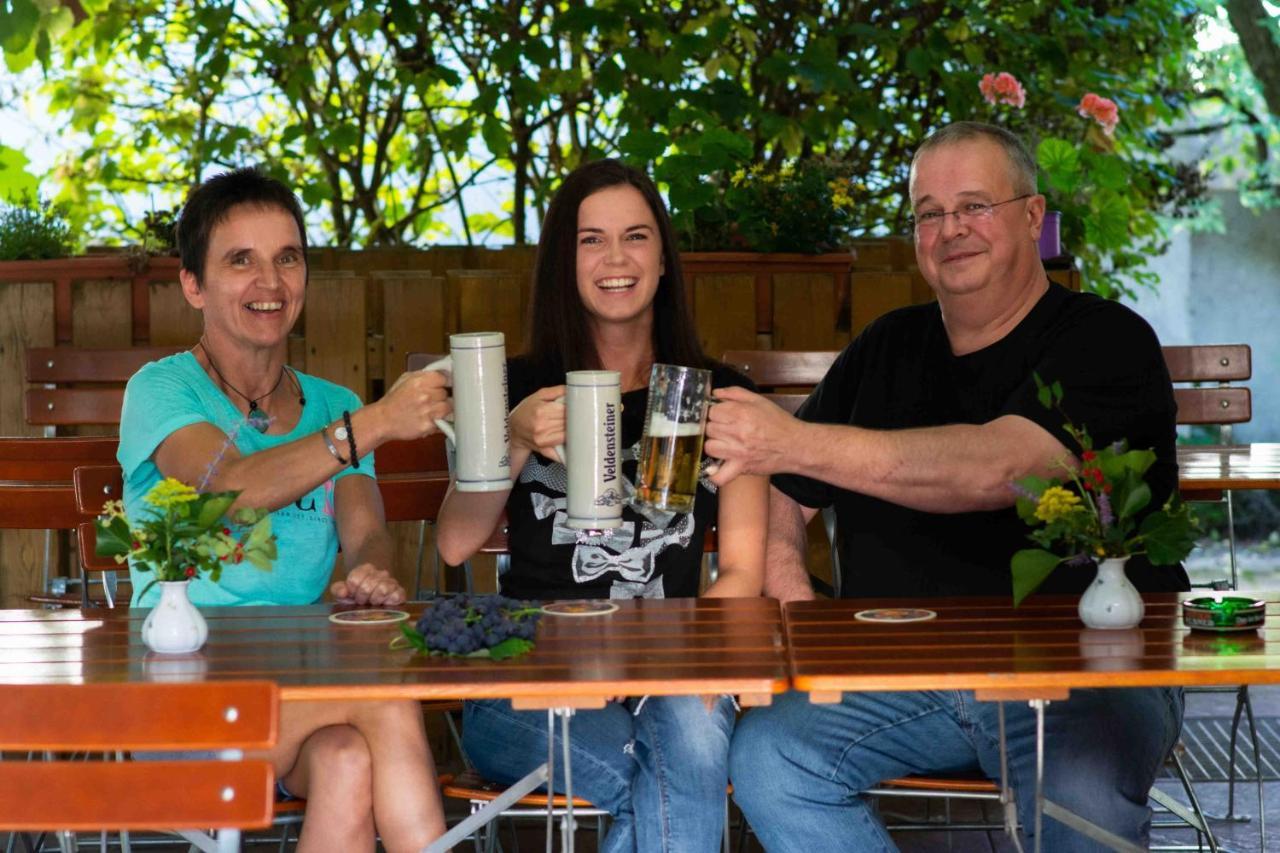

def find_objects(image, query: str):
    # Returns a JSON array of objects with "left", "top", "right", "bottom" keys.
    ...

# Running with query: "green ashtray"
[{"left": 1181, "top": 596, "right": 1267, "bottom": 632}]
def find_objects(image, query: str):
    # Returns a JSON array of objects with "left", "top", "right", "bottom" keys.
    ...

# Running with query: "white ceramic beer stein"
[
  {"left": 423, "top": 332, "right": 511, "bottom": 492},
  {"left": 555, "top": 370, "right": 623, "bottom": 530}
]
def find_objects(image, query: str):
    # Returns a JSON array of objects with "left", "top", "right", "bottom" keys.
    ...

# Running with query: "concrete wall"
[{"left": 1125, "top": 191, "right": 1280, "bottom": 442}]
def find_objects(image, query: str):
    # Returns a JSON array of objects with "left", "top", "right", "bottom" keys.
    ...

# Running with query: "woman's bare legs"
[
  {"left": 260, "top": 699, "right": 446, "bottom": 853},
  {"left": 278, "top": 724, "right": 377, "bottom": 852}
]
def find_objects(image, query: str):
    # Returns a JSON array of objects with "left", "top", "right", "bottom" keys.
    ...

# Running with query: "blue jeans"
[
  {"left": 729, "top": 687, "right": 1183, "bottom": 852},
  {"left": 463, "top": 694, "right": 735, "bottom": 852}
]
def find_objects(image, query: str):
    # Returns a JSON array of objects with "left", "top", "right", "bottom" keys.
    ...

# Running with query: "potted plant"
[
  {"left": 95, "top": 477, "right": 276, "bottom": 653},
  {"left": 1010, "top": 376, "right": 1198, "bottom": 628}
]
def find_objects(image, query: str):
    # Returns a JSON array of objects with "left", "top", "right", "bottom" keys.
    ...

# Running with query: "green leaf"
[
  {"left": 94, "top": 517, "right": 133, "bottom": 558},
  {"left": 487, "top": 637, "right": 535, "bottom": 661},
  {"left": 480, "top": 115, "right": 511, "bottom": 158},
  {"left": 196, "top": 494, "right": 236, "bottom": 528},
  {"left": 398, "top": 622, "right": 429, "bottom": 653},
  {"left": 0, "top": 145, "right": 39, "bottom": 203},
  {"left": 1011, "top": 549, "right": 1063, "bottom": 607},
  {"left": 618, "top": 128, "right": 668, "bottom": 161},
  {"left": 1139, "top": 504, "right": 1198, "bottom": 565},
  {"left": 1118, "top": 481, "right": 1151, "bottom": 518}
]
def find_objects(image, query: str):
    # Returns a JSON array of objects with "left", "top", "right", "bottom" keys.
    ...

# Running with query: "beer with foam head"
[{"left": 634, "top": 364, "right": 712, "bottom": 514}]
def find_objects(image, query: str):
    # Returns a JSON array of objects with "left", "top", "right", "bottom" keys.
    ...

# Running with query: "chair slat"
[
  {"left": 377, "top": 434, "right": 450, "bottom": 475},
  {"left": 378, "top": 474, "right": 452, "bottom": 523},
  {"left": 405, "top": 352, "right": 447, "bottom": 373},
  {"left": 0, "top": 483, "right": 84, "bottom": 529},
  {"left": 766, "top": 393, "right": 808, "bottom": 415},
  {"left": 0, "top": 681, "right": 279, "bottom": 751},
  {"left": 74, "top": 464, "right": 123, "bottom": 515},
  {"left": 25, "top": 388, "right": 127, "bottom": 426},
  {"left": 720, "top": 350, "right": 838, "bottom": 390},
  {"left": 1173, "top": 387, "right": 1252, "bottom": 426},
  {"left": 26, "top": 346, "right": 185, "bottom": 384},
  {"left": 0, "top": 762, "right": 276, "bottom": 831},
  {"left": 1162, "top": 344, "right": 1251, "bottom": 383},
  {"left": 0, "top": 436, "right": 119, "bottom": 481}
]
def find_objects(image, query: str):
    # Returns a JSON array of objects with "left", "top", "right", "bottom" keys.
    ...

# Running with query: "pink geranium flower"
[
  {"left": 1077, "top": 93, "right": 1119, "bottom": 137},
  {"left": 979, "top": 72, "right": 1026, "bottom": 108}
]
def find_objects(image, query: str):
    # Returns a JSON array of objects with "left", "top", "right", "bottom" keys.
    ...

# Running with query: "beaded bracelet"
[{"left": 342, "top": 410, "right": 359, "bottom": 469}]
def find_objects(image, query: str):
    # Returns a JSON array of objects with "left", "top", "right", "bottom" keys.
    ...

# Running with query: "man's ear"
[
  {"left": 179, "top": 268, "right": 205, "bottom": 310},
  {"left": 1025, "top": 193, "right": 1047, "bottom": 241}
]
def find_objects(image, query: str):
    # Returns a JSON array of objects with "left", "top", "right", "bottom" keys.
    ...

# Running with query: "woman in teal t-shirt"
[{"left": 123, "top": 168, "right": 452, "bottom": 853}]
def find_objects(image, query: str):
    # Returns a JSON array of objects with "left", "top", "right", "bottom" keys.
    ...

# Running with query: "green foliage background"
[{"left": 0, "top": 1, "right": 1272, "bottom": 297}]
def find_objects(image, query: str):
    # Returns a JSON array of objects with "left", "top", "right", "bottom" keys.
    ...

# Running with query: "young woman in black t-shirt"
[{"left": 436, "top": 160, "right": 768, "bottom": 851}]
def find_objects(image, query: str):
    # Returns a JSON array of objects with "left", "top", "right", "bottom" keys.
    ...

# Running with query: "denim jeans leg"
[
  {"left": 969, "top": 687, "right": 1184, "bottom": 852},
  {"left": 730, "top": 689, "right": 980, "bottom": 852},
  {"left": 461, "top": 698, "right": 639, "bottom": 853},
  {"left": 629, "top": 695, "right": 735, "bottom": 852}
]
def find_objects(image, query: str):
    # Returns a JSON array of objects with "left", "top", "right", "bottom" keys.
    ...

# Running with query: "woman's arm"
[
  {"left": 702, "top": 472, "right": 769, "bottom": 598},
  {"left": 329, "top": 474, "right": 406, "bottom": 606},
  {"left": 154, "top": 369, "right": 451, "bottom": 512},
  {"left": 436, "top": 385, "right": 565, "bottom": 565}
]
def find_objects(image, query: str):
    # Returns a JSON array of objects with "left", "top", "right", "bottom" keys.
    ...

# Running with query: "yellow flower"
[
  {"left": 730, "top": 168, "right": 746, "bottom": 187},
  {"left": 1034, "top": 486, "right": 1082, "bottom": 523},
  {"left": 147, "top": 477, "right": 200, "bottom": 509},
  {"left": 100, "top": 499, "right": 126, "bottom": 519}
]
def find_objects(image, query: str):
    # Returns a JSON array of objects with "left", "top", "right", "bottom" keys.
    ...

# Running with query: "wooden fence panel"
[
  {"left": 378, "top": 272, "right": 447, "bottom": 389},
  {"left": 148, "top": 281, "right": 202, "bottom": 346},
  {"left": 0, "top": 282, "right": 56, "bottom": 607},
  {"left": 850, "top": 271, "right": 915, "bottom": 336},
  {"left": 692, "top": 274, "right": 758, "bottom": 357},
  {"left": 772, "top": 272, "right": 848, "bottom": 351},
  {"left": 449, "top": 270, "right": 527, "bottom": 352},
  {"left": 304, "top": 272, "right": 367, "bottom": 396}
]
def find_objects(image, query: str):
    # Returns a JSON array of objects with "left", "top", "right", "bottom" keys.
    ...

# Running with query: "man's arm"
[
  {"left": 330, "top": 474, "right": 406, "bottom": 606},
  {"left": 765, "top": 486, "right": 817, "bottom": 602},
  {"left": 706, "top": 387, "right": 1071, "bottom": 514}
]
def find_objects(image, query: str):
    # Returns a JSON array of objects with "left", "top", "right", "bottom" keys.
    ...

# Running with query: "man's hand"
[
  {"left": 704, "top": 386, "right": 802, "bottom": 487},
  {"left": 331, "top": 564, "right": 407, "bottom": 606}
]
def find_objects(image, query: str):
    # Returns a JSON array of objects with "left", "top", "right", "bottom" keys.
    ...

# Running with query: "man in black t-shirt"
[{"left": 709, "top": 122, "right": 1184, "bottom": 851}]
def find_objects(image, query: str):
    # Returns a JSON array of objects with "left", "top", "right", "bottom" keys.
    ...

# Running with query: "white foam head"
[{"left": 646, "top": 413, "right": 704, "bottom": 437}]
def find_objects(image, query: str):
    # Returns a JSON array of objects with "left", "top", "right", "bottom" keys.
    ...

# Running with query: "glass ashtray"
[{"left": 1181, "top": 596, "right": 1267, "bottom": 632}]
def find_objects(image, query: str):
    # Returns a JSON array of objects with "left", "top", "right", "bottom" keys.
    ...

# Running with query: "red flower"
[
  {"left": 184, "top": 566, "right": 195, "bottom": 578},
  {"left": 979, "top": 72, "right": 1026, "bottom": 108},
  {"left": 1082, "top": 450, "right": 1096, "bottom": 461},
  {"left": 1077, "top": 92, "right": 1119, "bottom": 137},
  {"left": 222, "top": 527, "right": 231, "bottom": 536},
  {"left": 131, "top": 540, "right": 140, "bottom": 550}
]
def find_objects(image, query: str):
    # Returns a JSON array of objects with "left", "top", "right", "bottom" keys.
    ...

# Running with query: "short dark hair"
[
  {"left": 911, "top": 121, "right": 1039, "bottom": 197},
  {"left": 525, "top": 159, "right": 709, "bottom": 374},
  {"left": 175, "top": 167, "right": 307, "bottom": 283}
]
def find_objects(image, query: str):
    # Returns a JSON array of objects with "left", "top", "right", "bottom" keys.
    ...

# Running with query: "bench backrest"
[
  {"left": 1163, "top": 344, "right": 1251, "bottom": 429},
  {"left": 25, "top": 346, "right": 184, "bottom": 428}
]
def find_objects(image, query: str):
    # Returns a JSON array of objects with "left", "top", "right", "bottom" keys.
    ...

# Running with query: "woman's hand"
[
  {"left": 331, "top": 563, "right": 407, "bottom": 607},
  {"left": 509, "top": 385, "right": 566, "bottom": 461},
  {"left": 374, "top": 369, "right": 452, "bottom": 442}
]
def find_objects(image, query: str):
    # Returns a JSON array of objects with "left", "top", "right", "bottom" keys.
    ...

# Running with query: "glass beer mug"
[{"left": 633, "top": 363, "right": 713, "bottom": 514}]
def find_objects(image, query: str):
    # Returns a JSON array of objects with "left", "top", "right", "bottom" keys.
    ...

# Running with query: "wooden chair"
[
  {"left": 0, "top": 436, "right": 120, "bottom": 607},
  {"left": 719, "top": 349, "right": 838, "bottom": 415},
  {"left": 25, "top": 346, "right": 185, "bottom": 432},
  {"left": 0, "top": 681, "right": 278, "bottom": 850}
]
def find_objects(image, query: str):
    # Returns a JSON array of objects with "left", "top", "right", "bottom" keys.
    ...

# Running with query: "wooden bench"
[{"left": 25, "top": 346, "right": 185, "bottom": 431}]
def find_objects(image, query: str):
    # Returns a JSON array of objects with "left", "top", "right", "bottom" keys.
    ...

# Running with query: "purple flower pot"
[{"left": 1038, "top": 210, "right": 1062, "bottom": 260}]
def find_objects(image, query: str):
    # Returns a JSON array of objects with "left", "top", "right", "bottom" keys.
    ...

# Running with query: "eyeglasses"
[{"left": 909, "top": 194, "right": 1033, "bottom": 233}]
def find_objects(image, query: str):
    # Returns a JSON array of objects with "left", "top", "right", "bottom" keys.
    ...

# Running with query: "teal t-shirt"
[{"left": 118, "top": 352, "right": 375, "bottom": 607}]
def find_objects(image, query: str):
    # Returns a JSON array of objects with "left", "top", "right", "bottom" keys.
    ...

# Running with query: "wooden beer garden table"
[
  {"left": 785, "top": 593, "right": 1280, "bottom": 853},
  {"left": 1177, "top": 443, "right": 1280, "bottom": 500},
  {"left": 0, "top": 596, "right": 788, "bottom": 852}
]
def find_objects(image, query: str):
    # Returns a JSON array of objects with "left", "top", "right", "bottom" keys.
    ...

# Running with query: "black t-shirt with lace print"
[{"left": 499, "top": 356, "right": 753, "bottom": 602}]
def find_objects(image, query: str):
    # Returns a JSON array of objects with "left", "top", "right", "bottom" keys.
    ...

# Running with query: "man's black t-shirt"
[
  {"left": 772, "top": 283, "right": 1190, "bottom": 597},
  {"left": 499, "top": 357, "right": 754, "bottom": 601}
]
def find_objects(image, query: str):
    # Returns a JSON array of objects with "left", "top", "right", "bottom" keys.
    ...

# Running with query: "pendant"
[{"left": 247, "top": 405, "right": 271, "bottom": 433}]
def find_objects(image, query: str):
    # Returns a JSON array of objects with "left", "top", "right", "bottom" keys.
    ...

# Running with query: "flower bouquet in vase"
[
  {"left": 96, "top": 477, "right": 276, "bottom": 653},
  {"left": 1010, "top": 376, "right": 1197, "bottom": 628}
]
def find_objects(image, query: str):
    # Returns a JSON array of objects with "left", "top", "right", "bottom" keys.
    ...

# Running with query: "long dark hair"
[{"left": 524, "top": 159, "right": 710, "bottom": 375}]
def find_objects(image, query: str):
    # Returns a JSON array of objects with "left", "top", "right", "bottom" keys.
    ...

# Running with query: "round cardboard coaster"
[
  {"left": 329, "top": 609, "right": 410, "bottom": 625},
  {"left": 541, "top": 601, "right": 620, "bottom": 617},
  {"left": 853, "top": 608, "right": 937, "bottom": 623}
]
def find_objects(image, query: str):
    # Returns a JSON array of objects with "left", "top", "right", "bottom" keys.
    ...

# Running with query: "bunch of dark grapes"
[{"left": 413, "top": 594, "right": 541, "bottom": 656}]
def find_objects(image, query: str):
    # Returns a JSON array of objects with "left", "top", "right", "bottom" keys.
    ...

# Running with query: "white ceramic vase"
[
  {"left": 142, "top": 580, "right": 208, "bottom": 654},
  {"left": 1078, "top": 556, "right": 1145, "bottom": 630}
]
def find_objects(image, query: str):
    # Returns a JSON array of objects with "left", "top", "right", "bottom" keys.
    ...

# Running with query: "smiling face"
[
  {"left": 909, "top": 137, "right": 1044, "bottom": 302},
  {"left": 574, "top": 184, "right": 665, "bottom": 332},
  {"left": 180, "top": 203, "right": 306, "bottom": 352}
]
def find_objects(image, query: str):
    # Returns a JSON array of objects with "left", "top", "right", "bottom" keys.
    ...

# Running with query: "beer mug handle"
[
  {"left": 421, "top": 356, "right": 456, "bottom": 443},
  {"left": 551, "top": 393, "right": 566, "bottom": 465}
]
